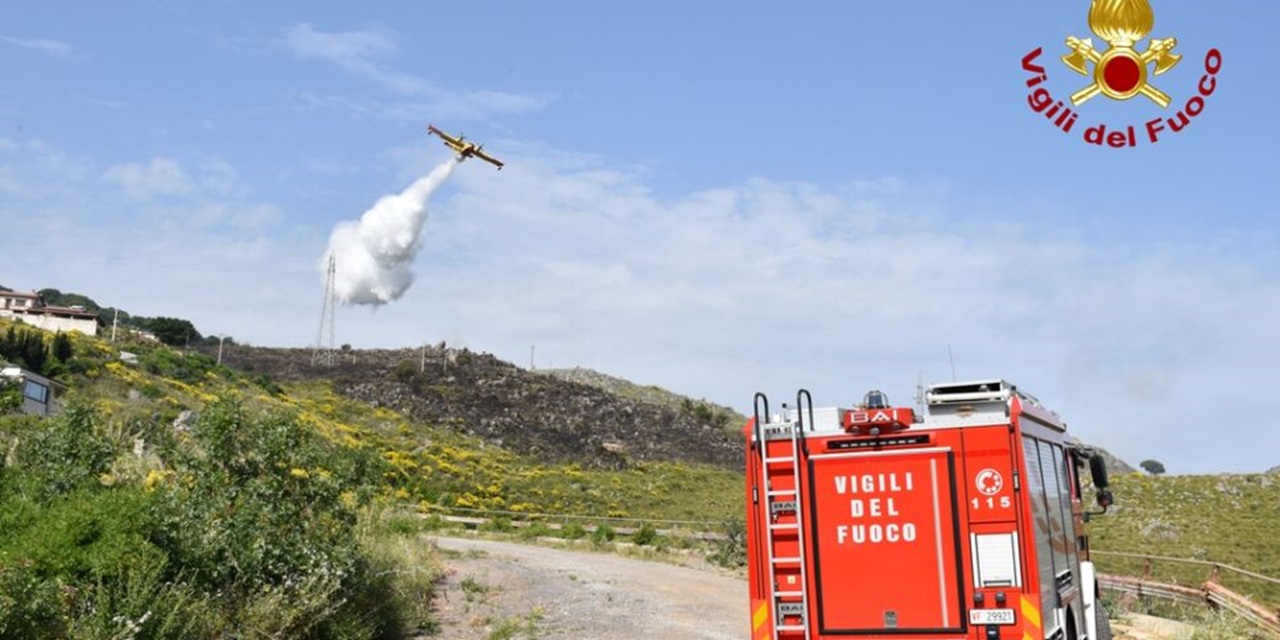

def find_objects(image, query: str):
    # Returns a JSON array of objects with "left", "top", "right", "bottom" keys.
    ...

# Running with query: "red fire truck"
[{"left": 744, "top": 379, "right": 1114, "bottom": 640}]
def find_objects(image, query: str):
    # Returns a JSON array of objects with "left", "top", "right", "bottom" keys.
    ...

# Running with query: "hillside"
[
  {"left": 540, "top": 366, "right": 746, "bottom": 424},
  {"left": 3, "top": 319, "right": 747, "bottom": 526},
  {"left": 1088, "top": 472, "right": 1280, "bottom": 605},
  {"left": 213, "top": 345, "right": 744, "bottom": 471}
]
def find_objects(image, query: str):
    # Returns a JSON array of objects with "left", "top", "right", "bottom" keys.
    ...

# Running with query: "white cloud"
[
  {"left": 0, "top": 138, "right": 91, "bottom": 198},
  {"left": 280, "top": 23, "right": 424, "bottom": 94},
  {"left": 281, "top": 24, "right": 551, "bottom": 118},
  {"left": 1, "top": 35, "right": 73, "bottom": 57},
  {"left": 102, "top": 157, "right": 194, "bottom": 199},
  {"left": 101, "top": 157, "right": 248, "bottom": 201},
  {"left": 430, "top": 89, "right": 554, "bottom": 120},
  {"left": 280, "top": 22, "right": 396, "bottom": 66}
]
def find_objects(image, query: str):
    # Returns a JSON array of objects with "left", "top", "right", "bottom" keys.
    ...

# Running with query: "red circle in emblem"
[{"left": 1102, "top": 55, "right": 1142, "bottom": 94}]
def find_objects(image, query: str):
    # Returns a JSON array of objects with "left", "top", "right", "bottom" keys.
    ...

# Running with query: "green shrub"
[
  {"left": 0, "top": 381, "right": 20, "bottom": 413},
  {"left": 518, "top": 522, "right": 555, "bottom": 540},
  {"left": 65, "top": 547, "right": 217, "bottom": 639},
  {"left": 251, "top": 373, "right": 284, "bottom": 397},
  {"left": 591, "top": 524, "right": 616, "bottom": 544},
  {"left": 418, "top": 513, "right": 447, "bottom": 530},
  {"left": 8, "top": 403, "right": 115, "bottom": 500},
  {"left": 481, "top": 517, "right": 515, "bottom": 533},
  {"left": 632, "top": 523, "right": 659, "bottom": 546},
  {"left": 393, "top": 359, "right": 419, "bottom": 384},
  {"left": 708, "top": 519, "right": 747, "bottom": 568},
  {"left": 561, "top": 522, "right": 587, "bottom": 540},
  {"left": 0, "top": 488, "right": 158, "bottom": 580},
  {"left": 151, "top": 399, "right": 358, "bottom": 596},
  {"left": 139, "top": 348, "right": 218, "bottom": 384},
  {"left": 0, "top": 559, "right": 63, "bottom": 638}
]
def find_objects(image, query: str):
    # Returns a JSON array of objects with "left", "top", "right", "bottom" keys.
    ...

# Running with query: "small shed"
[{"left": 1, "top": 366, "right": 62, "bottom": 416}]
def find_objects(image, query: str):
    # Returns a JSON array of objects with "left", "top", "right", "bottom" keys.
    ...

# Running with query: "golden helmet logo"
[{"left": 1022, "top": 0, "right": 1221, "bottom": 148}]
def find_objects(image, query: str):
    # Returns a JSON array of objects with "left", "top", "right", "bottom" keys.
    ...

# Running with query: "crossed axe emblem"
[{"left": 1062, "top": 35, "right": 1181, "bottom": 107}]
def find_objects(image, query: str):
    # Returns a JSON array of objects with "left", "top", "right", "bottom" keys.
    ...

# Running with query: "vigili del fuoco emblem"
[
  {"left": 1021, "top": 0, "right": 1221, "bottom": 148},
  {"left": 1061, "top": 0, "right": 1181, "bottom": 107}
]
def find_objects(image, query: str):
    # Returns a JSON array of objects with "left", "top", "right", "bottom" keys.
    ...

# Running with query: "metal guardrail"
[
  {"left": 422, "top": 504, "right": 723, "bottom": 529},
  {"left": 434, "top": 514, "right": 729, "bottom": 540},
  {"left": 1093, "top": 550, "right": 1280, "bottom": 588},
  {"left": 417, "top": 506, "right": 732, "bottom": 540},
  {"left": 1094, "top": 550, "right": 1280, "bottom": 637}
]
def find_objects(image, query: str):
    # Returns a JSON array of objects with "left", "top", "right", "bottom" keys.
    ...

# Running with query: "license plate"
[{"left": 969, "top": 608, "right": 1015, "bottom": 625}]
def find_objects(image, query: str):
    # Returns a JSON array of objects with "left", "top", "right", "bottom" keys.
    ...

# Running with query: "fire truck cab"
[{"left": 744, "top": 380, "right": 1113, "bottom": 640}]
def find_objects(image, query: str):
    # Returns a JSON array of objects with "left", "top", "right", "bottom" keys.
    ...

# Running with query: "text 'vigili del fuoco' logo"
[{"left": 1022, "top": 0, "right": 1221, "bottom": 148}]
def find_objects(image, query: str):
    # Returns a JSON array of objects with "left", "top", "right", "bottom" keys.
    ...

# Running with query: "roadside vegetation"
[{"left": 0, "top": 319, "right": 743, "bottom": 637}]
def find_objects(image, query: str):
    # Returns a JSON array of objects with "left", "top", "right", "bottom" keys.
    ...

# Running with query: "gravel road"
[
  {"left": 429, "top": 536, "right": 747, "bottom": 639},
  {"left": 426, "top": 536, "right": 1195, "bottom": 640}
]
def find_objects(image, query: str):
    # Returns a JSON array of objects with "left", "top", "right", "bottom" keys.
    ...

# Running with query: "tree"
[
  {"left": 51, "top": 332, "right": 73, "bottom": 362},
  {"left": 0, "top": 327, "right": 51, "bottom": 373},
  {"left": 38, "top": 288, "right": 102, "bottom": 312},
  {"left": 144, "top": 317, "right": 202, "bottom": 346},
  {"left": 1140, "top": 459, "right": 1166, "bottom": 475},
  {"left": 0, "top": 326, "right": 17, "bottom": 361}
]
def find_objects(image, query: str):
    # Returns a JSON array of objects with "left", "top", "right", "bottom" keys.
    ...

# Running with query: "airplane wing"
[
  {"left": 472, "top": 148, "right": 504, "bottom": 170},
  {"left": 427, "top": 124, "right": 464, "bottom": 147}
]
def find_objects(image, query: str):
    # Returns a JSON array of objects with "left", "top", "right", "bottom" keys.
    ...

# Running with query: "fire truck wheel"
[{"left": 1094, "top": 605, "right": 1113, "bottom": 640}]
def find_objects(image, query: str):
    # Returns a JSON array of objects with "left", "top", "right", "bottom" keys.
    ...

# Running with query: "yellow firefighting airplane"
[{"left": 426, "top": 124, "right": 504, "bottom": 170}]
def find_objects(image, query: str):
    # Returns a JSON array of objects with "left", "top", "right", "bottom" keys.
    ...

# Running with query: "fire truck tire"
[{"left": 1094, "top": 605, "right": 1113, "bottom": 640}]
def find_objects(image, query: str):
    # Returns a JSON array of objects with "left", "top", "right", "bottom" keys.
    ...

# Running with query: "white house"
[
  {"left": 0, "top": 287, "right": 100, "bottom": 336},
  {"left": 0, "top": 289, "right": 42, "bottom": 316}
]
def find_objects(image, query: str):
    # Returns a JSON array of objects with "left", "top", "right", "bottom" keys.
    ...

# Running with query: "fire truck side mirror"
[
  {"left": 1088, "top": 454, "right": 1110, "bottom": 490},
  {"left": 1096, "top": 488, "right": 1114, "bottom": 510},
  {"left": 1088, "top": 454, "right": 1113, "bottom": 516}
]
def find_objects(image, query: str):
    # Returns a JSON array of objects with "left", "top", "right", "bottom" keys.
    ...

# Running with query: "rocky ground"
[{"left": 214, "top": 344, "right": 744, "bottom": 470}]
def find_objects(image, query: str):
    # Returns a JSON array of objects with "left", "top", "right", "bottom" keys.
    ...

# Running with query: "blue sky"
[{"left": 2, "top": 2, "right": 1277, "bottom": 473}]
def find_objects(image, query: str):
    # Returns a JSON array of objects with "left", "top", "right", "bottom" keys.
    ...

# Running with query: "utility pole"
[
  {"left": 529, "top": 345, "right": 535, "bottom": 370},
  {"left": 217, "top": 336, "right": 225, "bottom": 365}
]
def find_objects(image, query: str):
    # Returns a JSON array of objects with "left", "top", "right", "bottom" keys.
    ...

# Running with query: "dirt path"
[
  {"left": 428, "top": 536, "right": 746, "bottom": 639},
  {"left": 427, "top": 535, "right": 1196, "bottom": 640},
  {"left": 1112, "top": 613, "right": 1196, "bottom": 640}
]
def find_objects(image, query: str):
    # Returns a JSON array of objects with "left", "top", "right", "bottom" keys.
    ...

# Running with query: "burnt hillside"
[{"left": 215, "top": 344, "right": 744, "bottom": 470}]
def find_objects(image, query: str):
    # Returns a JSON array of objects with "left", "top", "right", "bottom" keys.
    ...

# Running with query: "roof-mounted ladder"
[{"left": 753, "top": 390, "right": 815, "bottom": 639}]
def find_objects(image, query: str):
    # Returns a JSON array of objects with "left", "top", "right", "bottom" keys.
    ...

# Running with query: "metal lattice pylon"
[{"left": 312, "top": 253, "right": 337, "bottom": 365}]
